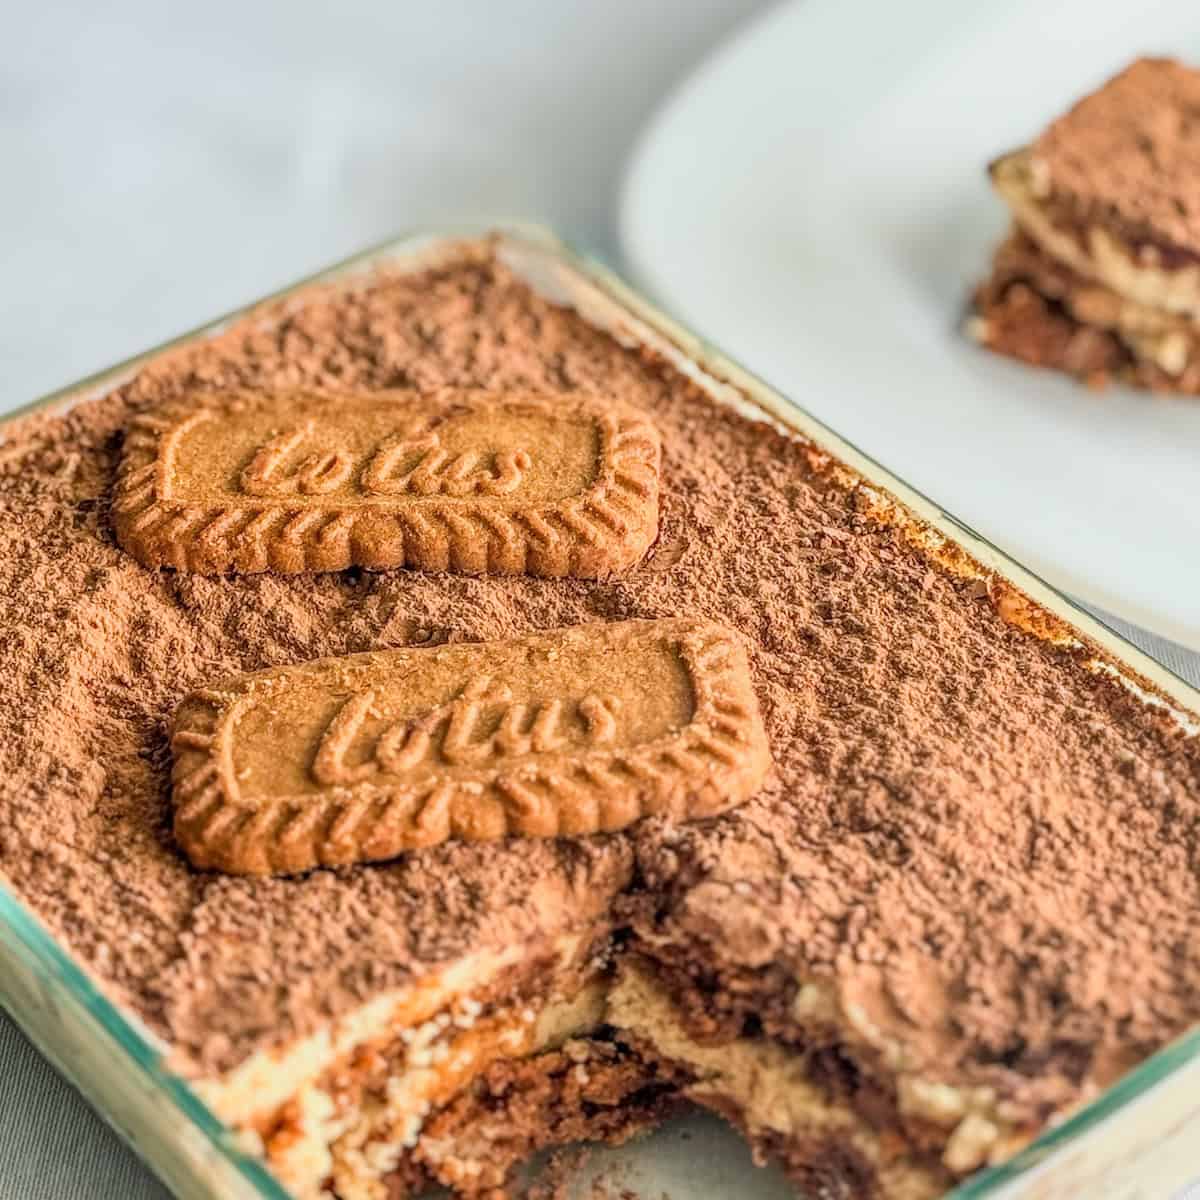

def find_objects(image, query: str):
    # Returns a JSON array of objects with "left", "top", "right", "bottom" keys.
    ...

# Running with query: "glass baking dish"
[{"left": 1, "top": 226, "right": 1199, "bottom": 1200}]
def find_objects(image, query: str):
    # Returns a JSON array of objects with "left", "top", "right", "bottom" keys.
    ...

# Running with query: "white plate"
[{"left": 621, "top": 0, "right": 1200, "bottom": 651}]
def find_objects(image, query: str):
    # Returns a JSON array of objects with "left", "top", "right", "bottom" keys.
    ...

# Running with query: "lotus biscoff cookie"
[
  {"left": 169, "top": 618, "right": 770, "bottom": 875},
  {"left": 113, "top": 387, "right": 661, "bottom": 576}
]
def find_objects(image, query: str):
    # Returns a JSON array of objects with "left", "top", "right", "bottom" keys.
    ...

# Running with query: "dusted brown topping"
[
  {"left": 628, "top": 539, "right": 1200, "bottom": 1124},
  {"left": 170, "top": 619, "right": 769, "bottom": 875},
  {"left": 1032, "top": 57, "right": 1200, "bottom": 260},
  {"left": 114, "top": 388, "right": 661, "bottom": 577},
  {"left": 2, "top": 246, "right": 1200, "bottom": 1125}
]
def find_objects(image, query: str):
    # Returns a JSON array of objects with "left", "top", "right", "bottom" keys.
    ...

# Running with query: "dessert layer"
[
  {"left": 991, "top": 148, "right": 1200, "bottom": 319},
  {"left": 2, "top": 241, "right": 1200, "bottom": 1172},
  {"left": 208, "top": 930, "right": 606, "bottom": 1197},
  {"left": 389, "top": 1035, "right": 683, "bottom": 1197},
  {"left": 1028, "top": 58, "right": 1200, "bottom": 267},
  {"left": 609, "top": 965, "right": 950, "bottom": 1200},
  {"left": 615, "top": 941, "right": 1048, "bottom": 1179},
  {"left": 969, "top": 231, "right": 1200, "bottom": 393},
  {"left": 985, "top": 230, "right": 1200, "bottom": 376}
]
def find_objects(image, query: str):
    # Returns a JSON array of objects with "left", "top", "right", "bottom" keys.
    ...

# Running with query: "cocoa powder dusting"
[
  {"left": 2, "top": 248, "right": 1199, "bottom": 1129},
  {"left": 1034, "top": 57, "right": 1200, "bottom": 259}
]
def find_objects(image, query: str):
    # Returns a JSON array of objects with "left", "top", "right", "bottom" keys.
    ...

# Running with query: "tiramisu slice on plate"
[{"left": 972, "top": 57, "right": 1200, "bottom": 392}]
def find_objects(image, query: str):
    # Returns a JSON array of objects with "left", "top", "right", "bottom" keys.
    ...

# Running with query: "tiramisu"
[
  {"left": 2, "top": 240, "right": 1199, "bottom": 1199},
  {"left": 971, "top": 57, "right": 1200, "bottom": 393}
]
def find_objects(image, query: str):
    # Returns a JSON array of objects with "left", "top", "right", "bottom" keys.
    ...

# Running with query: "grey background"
[
  {"left": 2, "top": 0, "right": 768, "bottom": 406},
  {"left": 1, "top": 2, "right": 1197, "bottom": 1198}
]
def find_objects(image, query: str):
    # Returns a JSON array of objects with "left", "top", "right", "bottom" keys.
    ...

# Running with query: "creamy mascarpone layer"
[
  {"left": 194, "top": 940, "right": 547, "bottom": 1128},
  {"left": 335, "top": 981, "right": 606, "bottom": 1200},
  {"left": 195, "top": 927, "right": 1060, "bottom": 1200},
  {"left": 992, "top": 149, "right": 1200, "bottom": 320},
  {"left": 204, "top": 944, "right": 1042, "bottom": 1199},
  {"left": 608, "top": 965, "right": 1027, "bottom": 1200},
  {"left": 192, "top": 932, "right": 600, "bottom": 1199}
]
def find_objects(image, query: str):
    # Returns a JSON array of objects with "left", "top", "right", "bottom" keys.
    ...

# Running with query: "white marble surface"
[
  {"left": 2, "top": 3, "right": 1198, "bottom": 1198},
  {"left": 0, "top": 3, "right": 770, "bottom": 1196}
]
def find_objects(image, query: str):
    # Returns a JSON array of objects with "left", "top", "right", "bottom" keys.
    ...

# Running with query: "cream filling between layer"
[
  {"left": 196, "top": 935, "right": 1045, "bottom": 1200},
  {"left": 327, "top": 979, "right": 607, "bottom": 1200},
  {"left": 193, "top": 932, "right": 597, "bottom": 1199},
  {"left": 195, "top": 934, "right": 589, "bottom": 1128},
  {"left": 609, "top": 965, "right": 1012, "bottom": 1200},
  {"left": 992, "top": 150, "right": 1200, "bottom": 322}
]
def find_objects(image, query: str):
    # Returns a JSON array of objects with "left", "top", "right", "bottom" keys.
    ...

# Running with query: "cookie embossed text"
[
  {"left": 312, "top": 678, "right": 620, "bottom": 785},
  {"left": 240, "top": 424, "right": 533, "bottom": 498}
]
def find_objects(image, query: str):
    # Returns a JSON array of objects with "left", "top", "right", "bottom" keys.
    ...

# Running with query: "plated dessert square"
[
  {"left": 972, "top": 56, "right": 1200, "bottom": 392},
  {"left": 2, "top": 235, "right": 1200, "bottom": 1200}
]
